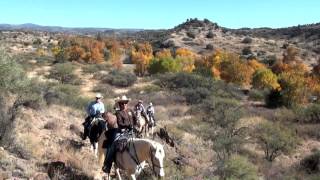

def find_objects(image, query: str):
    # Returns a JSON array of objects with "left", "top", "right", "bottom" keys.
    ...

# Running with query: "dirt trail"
[
  {"left": 26, "top": 65, "right": 53, "bottom": 82},
  {"left": 74, "top": 68, "right": 98, "bottom": 98}
]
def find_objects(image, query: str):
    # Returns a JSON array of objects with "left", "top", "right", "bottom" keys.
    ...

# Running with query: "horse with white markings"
[
  {"left": 85, "top": 112, "right": 117, "bottom": 157},
  {"left": 96, "top": 135, "right": 165, "bottom": 180}
]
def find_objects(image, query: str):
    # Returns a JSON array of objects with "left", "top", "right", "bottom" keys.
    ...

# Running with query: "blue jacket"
[{"left": 87, "top": 101, "right": 105, "bottom": 117}]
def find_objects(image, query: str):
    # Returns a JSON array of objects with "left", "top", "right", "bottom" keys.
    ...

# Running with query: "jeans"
[{"left": 103, "top": 129, "right": 119, "bottom": 173}]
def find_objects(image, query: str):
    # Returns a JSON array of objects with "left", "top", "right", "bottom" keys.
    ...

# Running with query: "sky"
[{"left": 0, "top": 0, "right": 319, "bottom": 29}]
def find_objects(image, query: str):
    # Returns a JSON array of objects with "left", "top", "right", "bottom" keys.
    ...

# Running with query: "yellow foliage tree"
[
  {"left": 252, "top": 69, "right": 280, "bottom": 90},
  {"left": 175, "top": 48, "right": 196, "bottom": 73},
  {"left": 131, "top": 42, "right": 153, "bottom": 76}
]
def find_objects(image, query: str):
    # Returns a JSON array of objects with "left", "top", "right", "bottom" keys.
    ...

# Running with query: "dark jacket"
[{"left": 115, "top": 109, "right": 137, "bottom": 130}]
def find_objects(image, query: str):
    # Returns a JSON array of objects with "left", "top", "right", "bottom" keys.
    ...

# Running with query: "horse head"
[
  {"left": 149, "top": 142, "right": 165, "bottom": 177},
  {"left": 102, "top": 112, "right": 118, "bottom": 129}
]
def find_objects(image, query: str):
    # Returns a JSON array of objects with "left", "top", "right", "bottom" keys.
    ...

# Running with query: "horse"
[
  {"left": 135, "top": 111, "right": 154, "bottom": 138},
  {"left": 96, "top": 135, "right": 165, "bottom": 180},
  {"left": 85, "top": 112, "right": 117, "bottom": 157}
]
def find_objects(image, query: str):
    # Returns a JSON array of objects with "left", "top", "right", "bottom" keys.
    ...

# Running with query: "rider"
[
  {"left": 134, "top": 100, "right": 149, "bottom": 123},
  {"left": 146, "top": 102, "right": 156, "bottom": 126},
  {"left": 82, "top": 93, "right": 105, "bottom": 140},
  {"left": 102, "top": 95, "right": 136, "bottom": 175}
]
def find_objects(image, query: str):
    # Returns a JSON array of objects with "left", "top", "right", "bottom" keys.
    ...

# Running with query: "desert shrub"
[
  {"left": 206, "top": 31, "right": 215, "bottom": 38},
  {"left": 300, "top": 150, "right": 320, "bottom": 173},
  {"left": 295, "top": 104, "right": 320, "bottom": 123},
  {"left": 82, "top": 64, "right": 110, "bottom": 74},
  {"left": 157, "top": 72, "right": 214, "bottom": 90},
  {"left": 102, "top": 70, "right": 137, "bottom": 87},
  {"left": 248, "top": 89, "right": 265, "bottom": 101},
  {"left": 33, "top": 38, "right": 42, "bottom": 45},
  {"left": 186, "top": 31, "right": 196, "bottom": 39},
  {"left": 45, "top": 84, "right": 89, "bottom": 110},
  {"left": 92, "top": 84, "right": 115, "bottom": 98},
  {"left": 262, "top": 55, "right": 277, "bottom": 66},
  {"left": 257, "top": 121, "right": 298, "bottom": 161},
  {"left": 44, "top": 121, "right": 58, "bottom": 130},
  {"left": 180, "top": 87, "right": 211, "bottom": 104},
  {"left": 206, "top": 44, "right": 214, "bottom": 50},
  {"left": 201, "top": 96, "right": 246, "bottom": 161},
  {"left": 0, "top": 50, "right": 28, "bottom": 93},
  {"left": 241, "top": 37, "right": 253, "bottom": 44},
  {"left": 219, "top": 155, "right": 259, "bottom": 180},
  {"left": 274, "top": 107, "right": 297, "bottom": 122},
  {"left": 48, "top": 63, "right": 82, "bottom": 85},
  {"left": 242, "top": 46, "right": 252, "bottom": 55}
]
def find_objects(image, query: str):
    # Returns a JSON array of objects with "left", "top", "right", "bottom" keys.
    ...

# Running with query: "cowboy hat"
[
  {"left": 138, "top": 100, "right": 143, "bottom": 103},
  {"left": 96, "top": 93, "right": 103, "bottom": 99},
  {"left": 117, "top": 95, "right": 131, "bottom": 103}
]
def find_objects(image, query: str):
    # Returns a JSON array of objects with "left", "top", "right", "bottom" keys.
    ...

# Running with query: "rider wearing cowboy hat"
[
  {"left": 134, "top": 99, "right": 149, "bottom": 123},
  {"left": 102, "top": 95, "right": 137, "bottom": 175},
  {"left": 82, "top": 93, "right": 105, "bottom": 140}
]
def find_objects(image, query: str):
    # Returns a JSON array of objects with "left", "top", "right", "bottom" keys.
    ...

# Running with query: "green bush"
[
  {"left": 82, "top": 64, "right": 110, "bottom": 74},
  {"left": 180, "top": 87, "right": 211, "bottom": 104},
  {"left": 48, "top": 63, "right": 82, "bottom": 85},
  {"left": 0, "top": 50, "right": 28, "bottom": 93},
  {"left": 101, "top": 70, "right": 137, "bottom": 87},
  {"left": 44, "top": 84, "right": 89, "bottom": 110},
  {"left": 220, "top": 155, "right": 259, "bottom": 180},
  {"left": 257, "top": 121, "right": 298, "bottom": 161},
  {"left": 148, "top": 57, "right": 182, "bottom": 74},
  {"left": 300, "top": 150, "right": 320, "bottom": 173}
]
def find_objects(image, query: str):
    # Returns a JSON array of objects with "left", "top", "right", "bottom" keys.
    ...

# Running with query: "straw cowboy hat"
[
  {"left": 117, "top": 95, "right": 131, "bottom": 103},
  {"left": 96, "top": 93, "right": 103, "bottom": 99}
]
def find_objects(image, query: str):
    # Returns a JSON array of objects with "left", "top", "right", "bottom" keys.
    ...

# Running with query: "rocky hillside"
[{"left": 134, "top": 19, "right": 320, "bottom": 65}]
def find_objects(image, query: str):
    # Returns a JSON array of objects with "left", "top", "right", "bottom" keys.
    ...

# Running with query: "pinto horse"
[{"left": 85, "top": 112, "right": 117, "bottom": 157}]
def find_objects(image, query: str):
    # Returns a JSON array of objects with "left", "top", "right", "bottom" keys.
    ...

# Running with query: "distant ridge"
[{"left": 0, "top": 23, "right": 143, "bottom": 34}]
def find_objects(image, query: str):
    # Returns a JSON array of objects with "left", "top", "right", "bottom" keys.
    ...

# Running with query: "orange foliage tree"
[
  {"left": 66, "top": 45, "right": 85, "bottom": 61},
  {"left": 109, "top": 41, "right": 123, "bottom": 69},
  {"left": 155, "top": 49, "right": 172, "bottom": 59},
  {"left": 131, "top": 42, "right": 153, "bottom": 76}
]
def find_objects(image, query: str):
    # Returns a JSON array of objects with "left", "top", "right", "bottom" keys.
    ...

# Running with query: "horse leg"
[
  {"left": 115, "top": 168, "right": 122, "bottom": 180},
  {"left": 130, "top": 174, "right": 136, "bottom": 180},
  {"left": 94, "top": 142, "right": 98, "bottom": 158}
]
